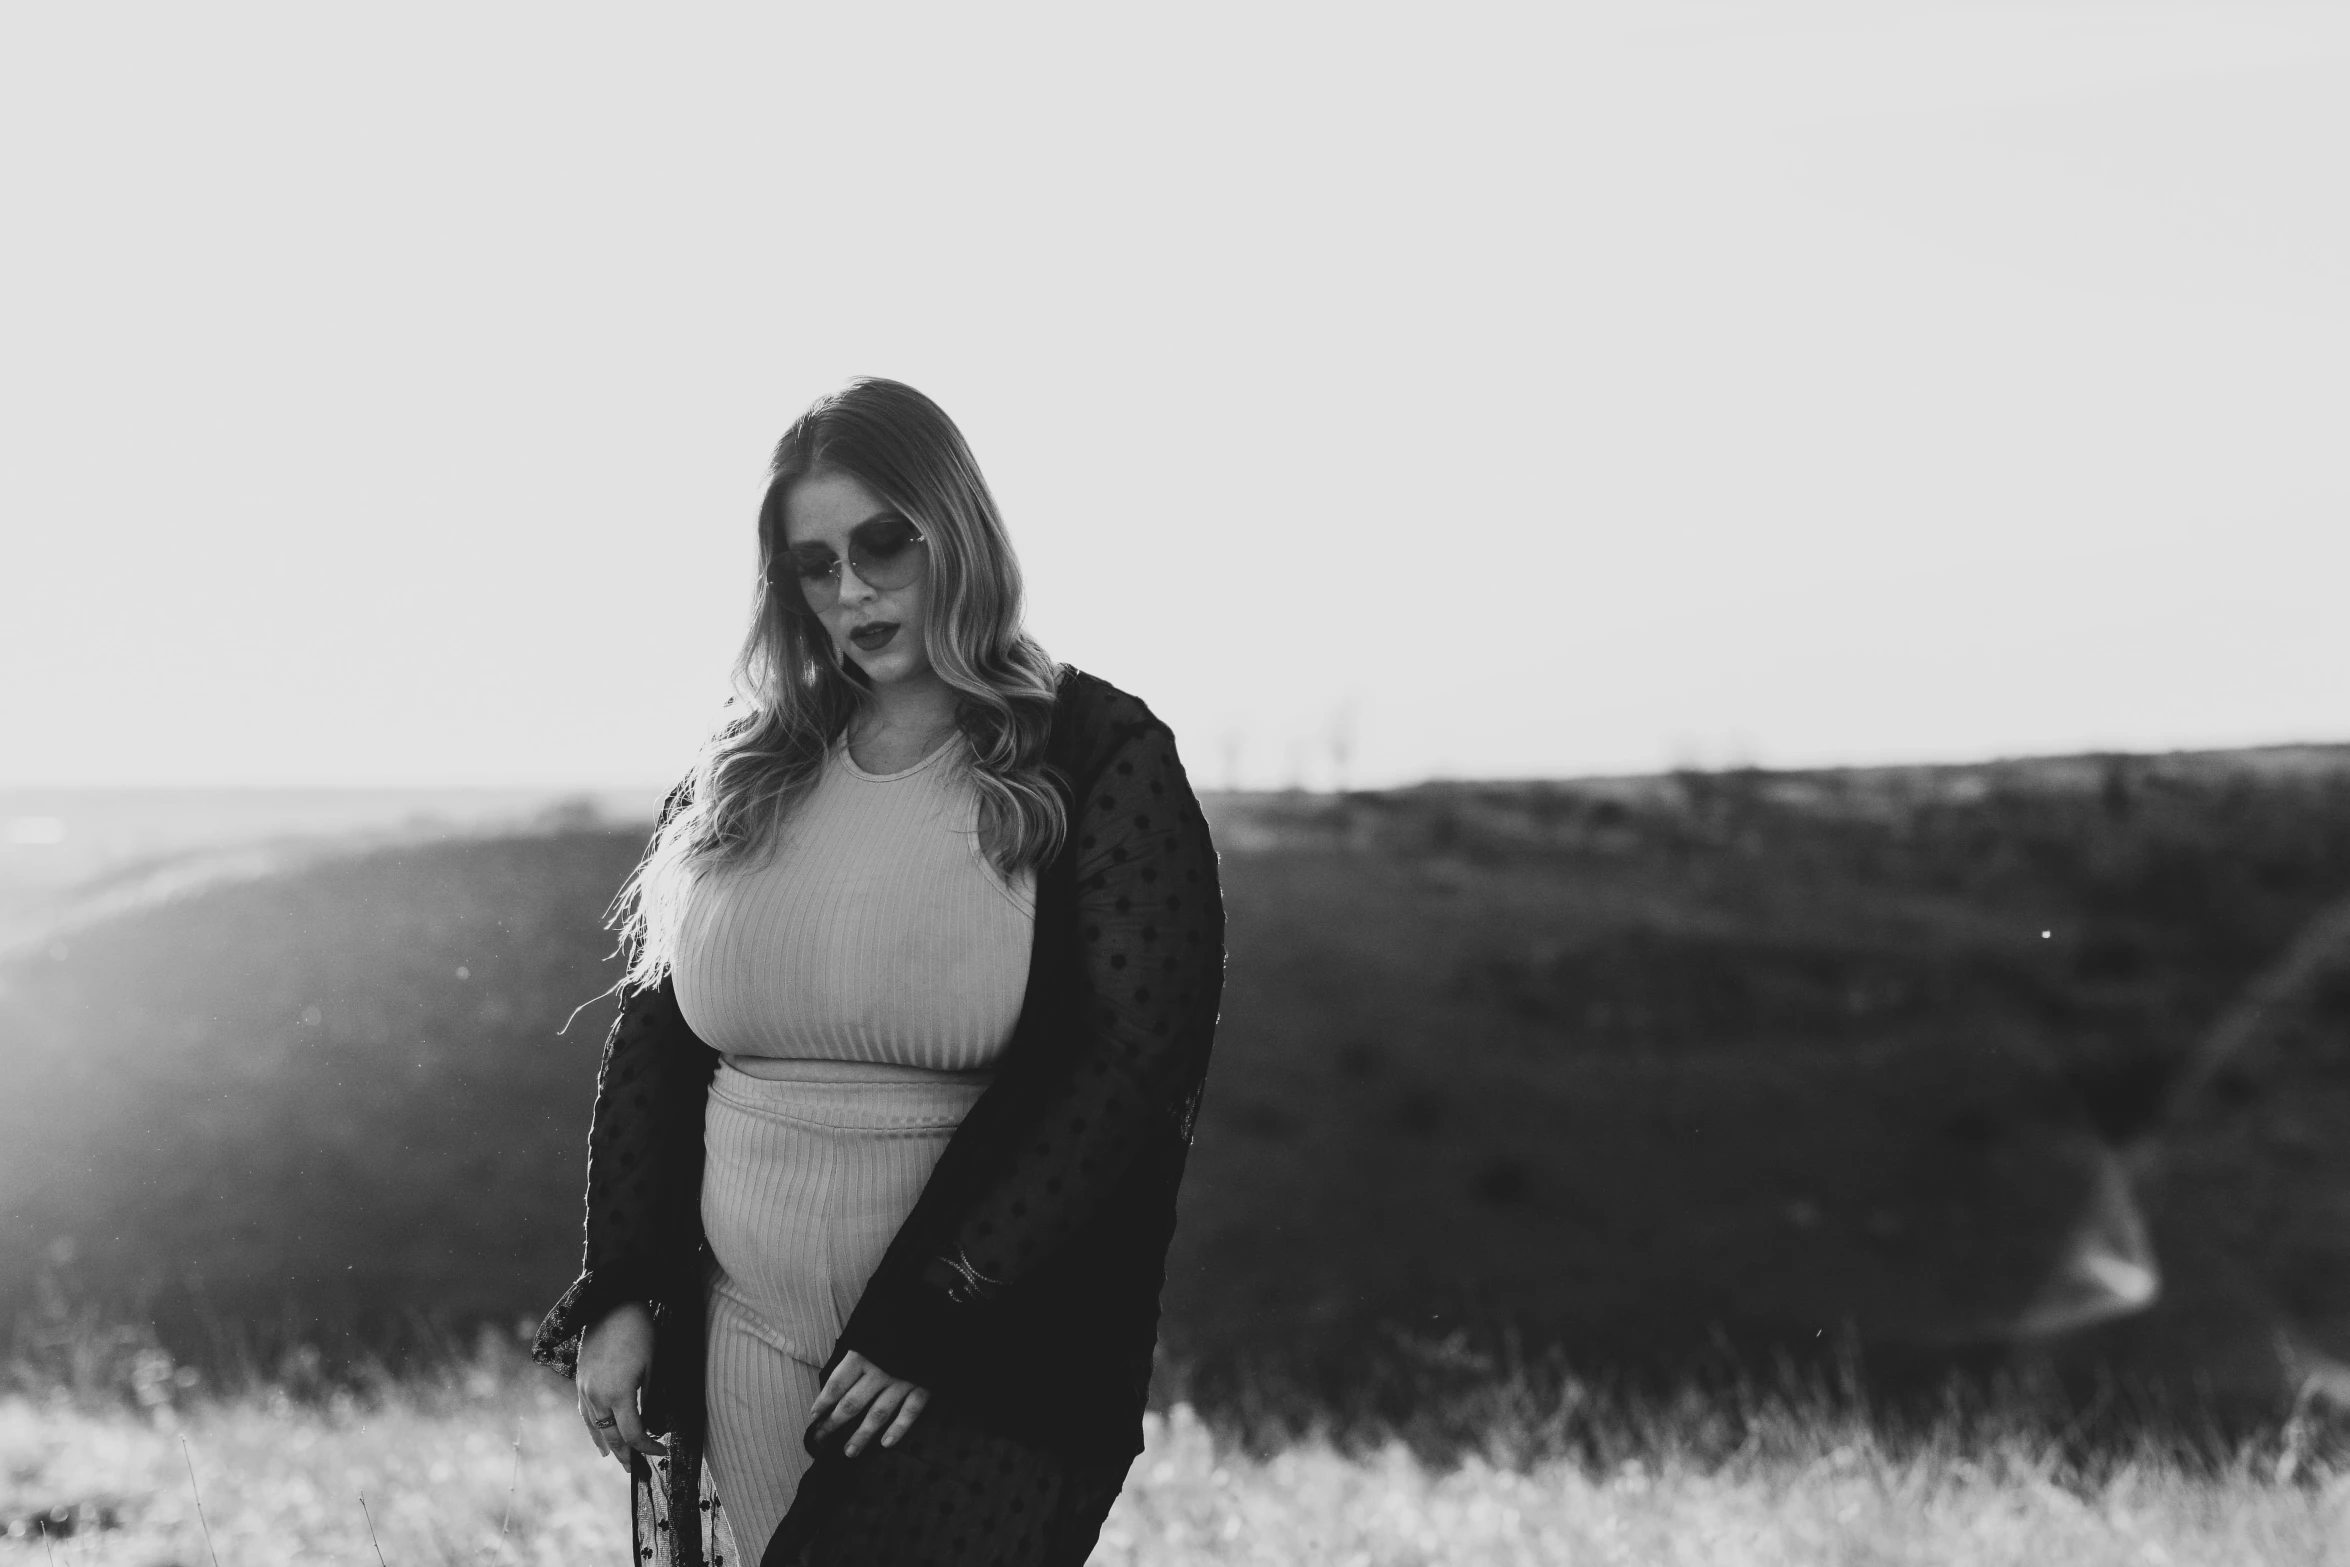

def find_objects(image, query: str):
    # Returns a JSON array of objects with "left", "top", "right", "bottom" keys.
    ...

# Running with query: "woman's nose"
[{"left": 836, "top": 562, "right": 880, "bottom": 605}]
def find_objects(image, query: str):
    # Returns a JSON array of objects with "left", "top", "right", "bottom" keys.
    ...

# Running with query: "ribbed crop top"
[{"left": 669, "top": 731, "right": 1039, "bottom": 1082}]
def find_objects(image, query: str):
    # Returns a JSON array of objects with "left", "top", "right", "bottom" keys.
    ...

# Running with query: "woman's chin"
[{"left": 849, "top": 646, "right": 929, "bottom": 686}]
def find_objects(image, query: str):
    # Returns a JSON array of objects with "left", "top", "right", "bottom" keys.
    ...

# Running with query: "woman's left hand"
[{"left": 807, "top": 1350, "right": 929, "bottom": 1457}]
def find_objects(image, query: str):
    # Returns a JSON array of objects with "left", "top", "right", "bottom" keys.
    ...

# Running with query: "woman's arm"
[
  {"left": 945, "top": 716, "right": 1227, "bottom": 1283},
  {"left": 835, "top": 714, "right": 1227, "bottom": 1382},
  {"left": 533, "top": 778, "right": 716, "bottom": 1378},
  {"left": 530, "top": 972, "right": 716, "bottom": 1376}
]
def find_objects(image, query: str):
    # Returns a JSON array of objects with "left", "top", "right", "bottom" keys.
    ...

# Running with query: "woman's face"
[{"left": 779, "top": 470, "right": 936, "bottom": 690}]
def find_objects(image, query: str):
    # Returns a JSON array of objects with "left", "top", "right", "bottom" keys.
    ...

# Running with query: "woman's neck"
[{"left": 851, "top": 672, "right": 960, "bottom": 755}]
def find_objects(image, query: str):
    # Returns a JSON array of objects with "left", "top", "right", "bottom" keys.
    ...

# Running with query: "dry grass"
[
  {"left": 6, "top": 1343, "right": 2349, "bottom": 1566},
  {"left": 1, "top": 1374, "right": 612, "bottom": 1565}
]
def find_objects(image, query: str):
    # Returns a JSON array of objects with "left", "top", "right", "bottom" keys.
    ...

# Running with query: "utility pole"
[{"left": 1327, "top": 696, "right": 1357, "bottom": 795}]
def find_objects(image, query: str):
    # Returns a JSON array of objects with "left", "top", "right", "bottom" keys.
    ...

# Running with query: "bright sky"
[{"left": 4, "top": 2, "right": 2345, "bottom": 791}]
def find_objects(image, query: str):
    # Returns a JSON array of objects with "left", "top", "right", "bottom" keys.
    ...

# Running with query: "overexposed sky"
[{"left": 3, "top": 2, "right": 2345, "bottom": 790}]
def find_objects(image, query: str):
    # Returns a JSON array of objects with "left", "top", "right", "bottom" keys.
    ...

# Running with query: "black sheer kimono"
[{"left": 532, "top": 666, "right": 1228, "bottom": 1567}]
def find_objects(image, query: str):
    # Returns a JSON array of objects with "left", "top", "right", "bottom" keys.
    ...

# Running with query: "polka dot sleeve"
[
  {"left": 533, "top": 788, "right": 718, "bottom": 1382},
  {"left": 532, "top": 974, "right": 717, "bottom": 1377},
  {"left": 926, "top": 715, "right": 1228, "bottom": 1300}
]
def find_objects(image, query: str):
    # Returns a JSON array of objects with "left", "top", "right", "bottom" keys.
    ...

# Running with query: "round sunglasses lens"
[
  {"left": 849, "top": 553, "right": 915, "bottom": 591},
  {"left": 772, "top": 561, "right": 835, "bottom": 612},
  {"left": 850, "top": 526, "right": 925, "bottom": 590}
]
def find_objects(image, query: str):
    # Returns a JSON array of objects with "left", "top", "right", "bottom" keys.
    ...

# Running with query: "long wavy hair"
[{"left": 609, "top": 377, "right": 1069, "bottom": 988}]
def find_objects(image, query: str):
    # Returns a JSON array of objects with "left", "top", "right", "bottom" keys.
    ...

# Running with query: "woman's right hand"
[{"left": 576, "top": 1302, "right": 667, "bottom": 1469}]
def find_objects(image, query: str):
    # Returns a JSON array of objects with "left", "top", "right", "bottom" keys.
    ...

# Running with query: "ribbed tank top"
[{"left": 670, "top": 731, "right": 1039, "bottom": 1081}]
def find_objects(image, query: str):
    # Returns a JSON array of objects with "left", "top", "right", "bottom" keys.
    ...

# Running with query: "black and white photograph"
[{"left": 4, "top": 4, "right": 2348, "bottom": 1563}]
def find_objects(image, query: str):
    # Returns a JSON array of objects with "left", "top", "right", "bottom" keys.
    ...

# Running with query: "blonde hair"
[{"left": 609, "top": 378, "right": 1068, "bottom": 988}]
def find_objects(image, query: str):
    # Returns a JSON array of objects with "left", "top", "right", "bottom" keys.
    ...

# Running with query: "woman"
[{"left": 532, "top": 376, "right": 1227, "bottom": 1567}]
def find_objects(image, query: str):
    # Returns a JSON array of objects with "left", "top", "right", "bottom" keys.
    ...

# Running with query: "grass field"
[
  {"left": 3, "top": 746, "right": 2350, "bottom": 1429},
  {"left": 5, "top": 1336, "right": 2349, "bottom": 1566}
]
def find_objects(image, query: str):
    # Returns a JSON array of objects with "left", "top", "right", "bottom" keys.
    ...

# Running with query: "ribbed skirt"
[{"left": 700, "top": 1060, "right": 990, "bottom": 1562}]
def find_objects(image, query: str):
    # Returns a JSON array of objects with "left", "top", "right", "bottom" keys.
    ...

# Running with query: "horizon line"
[{"left": 5, "top": 735, "right": 2348, "bottom": 800}]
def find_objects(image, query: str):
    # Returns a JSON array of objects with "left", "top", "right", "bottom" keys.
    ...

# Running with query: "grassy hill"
[
  {"left": 5, "top": 746, "right": 2349, "bottom": 1418},
  {"left": 0, "top": 828, "right": 642, "bottom": 1353}
]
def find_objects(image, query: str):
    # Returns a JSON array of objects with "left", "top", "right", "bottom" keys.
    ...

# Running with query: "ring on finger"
[{"left": 590, "top": 1412, "right": 618, "bottom": 1429}]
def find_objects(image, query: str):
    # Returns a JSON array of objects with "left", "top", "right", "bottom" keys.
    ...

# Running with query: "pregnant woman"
[{"left": 531, "top": 377, "right": 1226, "bottom": 1567}]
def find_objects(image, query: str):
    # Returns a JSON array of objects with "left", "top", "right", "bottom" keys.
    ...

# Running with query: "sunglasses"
[{"left": 767, "top": 514, "right": 930, "bottom": 614}]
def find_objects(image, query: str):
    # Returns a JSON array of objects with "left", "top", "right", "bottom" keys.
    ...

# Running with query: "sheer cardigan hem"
[{"left": 531, "top": 1263, "right": 662, "bottom": 1379}]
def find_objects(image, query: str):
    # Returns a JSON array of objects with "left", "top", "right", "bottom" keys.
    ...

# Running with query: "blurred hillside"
[
  {"left": 0, "top": 786, "right": 666, "bottom": 938},
  {"left": 3, "top": 746, "right": 2348, "bottom": 1416}
]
